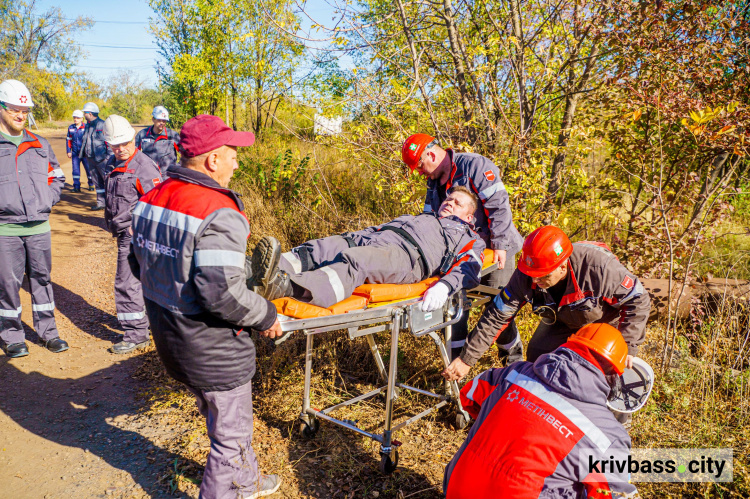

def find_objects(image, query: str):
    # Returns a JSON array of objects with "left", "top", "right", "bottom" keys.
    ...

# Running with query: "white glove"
[{"left": 421, "top": 282, "right": 450, "bottom": 312}]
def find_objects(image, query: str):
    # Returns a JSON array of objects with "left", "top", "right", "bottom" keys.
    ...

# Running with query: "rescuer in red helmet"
[
  {"left": 443, "top": 323, "right": 642, "bottom": 499},
  {"left": 442, "top": 225, "right": 650, "bottom": 383},
  {"left": 402, "top": 133, "right": 525, "bottom": 365}
]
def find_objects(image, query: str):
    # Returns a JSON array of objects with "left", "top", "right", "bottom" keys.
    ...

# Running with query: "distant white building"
[{"left": 313, "top": 114, "right": 343, "bottom": 136}]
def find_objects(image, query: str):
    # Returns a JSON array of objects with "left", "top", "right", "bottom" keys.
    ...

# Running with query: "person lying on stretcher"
[{"left": 251, "top": 186, "right": 486, "bottom": 312}]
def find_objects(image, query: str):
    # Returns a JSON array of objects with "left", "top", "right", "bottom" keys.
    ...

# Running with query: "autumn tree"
[
  {"left": 0, "top": 0, "right": 93, "bottom": 120},
  {"left": 149, "top": 0, "right": 303, "bottom": 134}
]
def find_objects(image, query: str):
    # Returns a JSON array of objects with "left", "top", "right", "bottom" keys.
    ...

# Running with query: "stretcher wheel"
[
  {"left": 299, "top": 418, "right": 319, "bottom": 439},
  {"left": 379, "top": 449, "right": 399, "bottom": 474},
  {"left": 455, "top": 413, "right": 469, "bottom": 430}
]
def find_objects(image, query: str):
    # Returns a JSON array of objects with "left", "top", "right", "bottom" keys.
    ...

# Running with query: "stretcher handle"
[{"left": 411, "top": 291, "right": 466, "bottom": 338}]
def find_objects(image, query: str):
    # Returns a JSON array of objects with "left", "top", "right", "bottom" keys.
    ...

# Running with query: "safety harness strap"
[{"left": 377, "top": 226, "right": 429, "bottom": 279}]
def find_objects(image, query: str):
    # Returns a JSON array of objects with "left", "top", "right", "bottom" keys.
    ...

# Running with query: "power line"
[
  {"left": 36, "top": 13, "right": 149, "bottom": 25},
  {"left": 80, "top": 43, "right": 158, "bottom": 50},
  {"left": 74, "top": 65, "right": 156, "bottom": 70}
]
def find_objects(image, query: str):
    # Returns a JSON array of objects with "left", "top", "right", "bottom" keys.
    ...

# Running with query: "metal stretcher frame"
[{"left": 275, "top": 262, "right": 501, "bottom": 474}]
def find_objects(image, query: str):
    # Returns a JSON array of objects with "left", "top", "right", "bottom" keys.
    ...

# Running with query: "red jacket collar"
[{"left": 558, "top": 264, "right": 585, "bottom": 307}]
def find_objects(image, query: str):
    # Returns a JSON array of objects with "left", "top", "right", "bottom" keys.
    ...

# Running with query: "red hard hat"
[
  {"left": 517, "top": 225, "right": 573, "bottom": 277},
  {"left": 402, "top": 133, "right": 436, "bottom": 169},
  {"left": 567, "top": 323, "right": 628, "bottom": 375}
]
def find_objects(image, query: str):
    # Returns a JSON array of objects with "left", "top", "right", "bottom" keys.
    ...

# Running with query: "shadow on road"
[
  {"left": 0, "top": 354, "right": 198, "bottom": 497},
  {"left": 67, "top": 212, "right": 109, "bottom": 232},
  {"left": 51, "top": 282, "right": 123, "bottom": 343},
  {"left": 59, "top": 190, "right": 96, "bottom": 208}
]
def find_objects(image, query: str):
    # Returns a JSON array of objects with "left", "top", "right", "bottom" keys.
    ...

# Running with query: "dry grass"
[
  {"left": 129, "top": 136, "right": 749, "bottom": 497},
  {"left": 133, "top": 302, "right": 749, "bottom": 498}
]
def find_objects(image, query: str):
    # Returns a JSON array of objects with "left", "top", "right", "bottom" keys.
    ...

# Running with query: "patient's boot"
[
  {"left": 251, "top": 236, "right": 293, "bottom": 301},
  {"left": 251, "top": 236, "right": 281, "bottom": 287},
  {"left": 260, "top": 269, "right": 293, "bottom": 301}
]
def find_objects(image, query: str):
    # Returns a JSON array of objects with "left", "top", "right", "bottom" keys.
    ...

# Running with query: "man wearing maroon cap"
[{"left": 129, "top": 115, "right": 283, "bottom": 498}]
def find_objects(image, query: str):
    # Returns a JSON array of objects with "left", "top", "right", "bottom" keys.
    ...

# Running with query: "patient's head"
[{"left": 438, "top": 186, "right": 477, "bottom": 224}]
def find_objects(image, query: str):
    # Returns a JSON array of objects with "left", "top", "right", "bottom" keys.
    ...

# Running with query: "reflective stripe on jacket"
[
  {"left": 129, "top": 167, "right": 276, "bottom": 391},
  {"left": 462, "top": 243, "right": 650, "bottom": 365},
  {"left": 134, "top": 126, "right": 180, "bottom": 173},
  {"left": 444, "top": 347, "right": 638, "bottom": 499},
  {"left": 424, "top": 150, "right": 523, "bottom": 252},
  {"left": 104, "top": 149, "right": 162, "bottom": 236},
  {"left": 0, "top": 130, "right": 65, "bottom": 224}
]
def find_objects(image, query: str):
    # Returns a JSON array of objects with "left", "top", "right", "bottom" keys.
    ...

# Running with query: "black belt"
[
  {"left": 377, "top": 226, "right": 429, "bottom": 279},
  {"left": 341, "top": 234, "right": 356, "bottom": 247}
]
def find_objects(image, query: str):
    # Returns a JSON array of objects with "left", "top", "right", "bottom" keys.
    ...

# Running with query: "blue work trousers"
[{"left": 71, "top": 155, "right": 92, "bottom": 190}]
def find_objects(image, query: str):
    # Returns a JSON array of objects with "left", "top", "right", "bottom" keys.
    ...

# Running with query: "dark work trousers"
[
  {"left": 279, "top": 235, "right": 422, "bottom": 308},
  {"left": 71, "top": 156, "right": 92, "bottom": 190},
  {"left": 450, "top": 252, "right": 519, "bottom": 361},
  {"left": 187, "top": 380, "right": 260, "bottom": 499},
  {"left": 0, "top": 232, "right": 59, "bottom": 345},
  {"left": 114, "top": 233, "right": 150, "bottom": 343},
  {"left": 526, "top": 321, "right": 578, "bottom": 362},
  {"left": 87, "top": 157, "right": 109, "bottom": 208}
]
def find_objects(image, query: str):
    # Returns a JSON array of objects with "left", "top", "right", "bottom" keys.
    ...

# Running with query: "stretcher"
[{"left": 273, "top": 249, "right": 501, "bottom": 474}]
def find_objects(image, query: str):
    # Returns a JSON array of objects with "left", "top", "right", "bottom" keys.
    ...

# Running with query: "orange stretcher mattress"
[{"left": 273, "top": 249, "right": 494, "bottom": 320}]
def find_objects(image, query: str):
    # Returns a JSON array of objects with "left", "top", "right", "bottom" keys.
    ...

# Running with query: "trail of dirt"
[
  {"left": 0, "top": 128, "right": 184, "bottom": 499},
  {"left": 0, "top": 129, "right": 461, "bottom": 499}
]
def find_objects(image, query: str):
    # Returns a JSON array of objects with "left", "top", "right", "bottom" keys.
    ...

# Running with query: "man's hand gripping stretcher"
[{"left": 248, "top": 186, "right": 486, "bottom": 324}]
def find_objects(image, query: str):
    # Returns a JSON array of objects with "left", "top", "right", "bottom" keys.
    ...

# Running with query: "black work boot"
[
  {"left": 251, "top": 236, "right": 281, "bottom": 288},
  {"left": 109, "top": 340, "right": 150, "bottom": 355},
  {"left": 43, "top": 337, "right": 69, "bottom": 353},
  {"left": 498, "top": 340, "right": 524, "bottom": 366},
  {"left": 259, "top": 269, "right": 293, "bottom": 301},
  {"left": 2, "top": 342, "right": 29, "bottom": 358},
  {"left": 245, "top": 255, "right": 254, "bottom": 289}
]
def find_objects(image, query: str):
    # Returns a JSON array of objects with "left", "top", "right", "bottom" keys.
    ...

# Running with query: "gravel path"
[{"left": 0, "top": 128, "right": 184, "bottom": 499}]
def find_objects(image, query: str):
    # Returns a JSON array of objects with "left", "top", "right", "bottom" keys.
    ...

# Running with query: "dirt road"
[{"left": 0, "top": 128, "right": 181, "bottom": 498}]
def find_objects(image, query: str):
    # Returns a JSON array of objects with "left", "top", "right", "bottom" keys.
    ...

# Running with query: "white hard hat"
[
  {"left": 606, "top": 357, "right": 654, "bottom": 414},
  {"left": 103, "top": 114, "right": 136, "bottom": 145},
  {"left": 0, "top": 79, "right": 34, "bottom": 107},
  {"left": 152, "top": 105, "right": 169, "bottom": 121},
  {"left": 72, "top": 109, "right": 84, "bottom": 118},
  {"left": 82, "top": 102, "right": 99, "bottom": 114}
]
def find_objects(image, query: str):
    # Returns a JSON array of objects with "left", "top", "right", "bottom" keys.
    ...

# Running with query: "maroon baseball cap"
[{"left": 179, "top": 114, "right": 255, "bottom": 158}]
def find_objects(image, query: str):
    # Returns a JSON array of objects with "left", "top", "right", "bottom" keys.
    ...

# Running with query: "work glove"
[{"left": 421, "top": 282, "right": 450, "bottom": 312}]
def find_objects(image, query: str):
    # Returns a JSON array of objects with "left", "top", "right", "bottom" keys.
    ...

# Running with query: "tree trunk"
[
  {"left": 395, "top": 0, "right": 441, "bottom": 136},
  {"left": 441, "top": 0, "right": 475, "bottom": 142}
]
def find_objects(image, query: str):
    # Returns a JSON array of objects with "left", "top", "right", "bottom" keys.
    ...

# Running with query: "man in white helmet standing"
[
  {"left": 103, "top": 115, "right": 163, "bottom": 354},
  {"left": 66, "top": 109, "right": 91, "bottom": 192},
  {"left": 0, "top": 79, "right": 68, "bottom": 357},
  {"left": 134, "top": 106, "right": 180, "bottom": 174},
  {"left": 79, "top": 101, "right": 112, "bottom": 210}
]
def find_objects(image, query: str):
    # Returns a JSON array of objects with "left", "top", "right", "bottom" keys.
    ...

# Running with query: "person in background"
[
  {"left": 0, "top": 79, "right": 68, "bottom": 358},
  {"left": 134, "top": 105, "right": 180, "bottom": 174},
  {"left": 79, "top": 101, "right": 111, "bottom": 210},
  {"left": 65, "top": 109, "right": 91, "bottom": 192},
  {"left": 102, "top": 115, "right": 163, "bottom": 355}
]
